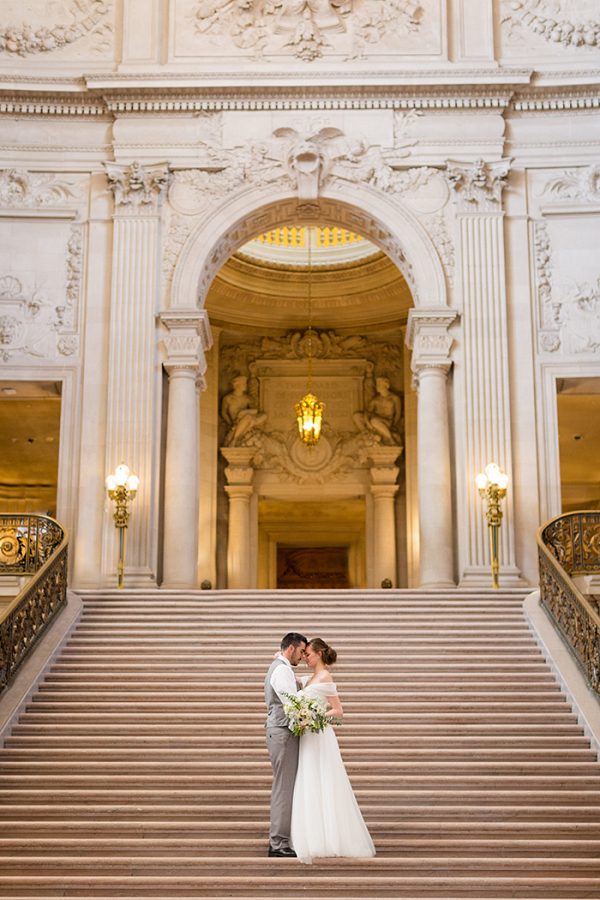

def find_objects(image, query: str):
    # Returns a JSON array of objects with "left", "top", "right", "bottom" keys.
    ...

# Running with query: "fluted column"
[
  {"left": 102, "top": 161, "right": 169, "bottom": 587},
  {"left": 160, "top": 310, "right": 212, "bottom": 589},
  {"left": 369, "top": 447, "right": 401, "bottom": 588},
  {"left": 446, "top": 159, "right": 522, "bottom": 585},
  {"left": 407, "top": 309, "right": 458, "bottom": 588},
  {"left": 221, "top": 448, "right": 254, "bottom": 590}
]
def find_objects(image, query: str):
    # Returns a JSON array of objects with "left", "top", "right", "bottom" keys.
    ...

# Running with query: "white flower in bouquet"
[{"left": 282, "top": 690, "right": 341, "bottom": 737}]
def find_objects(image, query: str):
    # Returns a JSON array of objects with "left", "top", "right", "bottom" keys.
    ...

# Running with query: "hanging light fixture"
[{"left": 295, "top": 226, "right": 324, "bottom": 448}]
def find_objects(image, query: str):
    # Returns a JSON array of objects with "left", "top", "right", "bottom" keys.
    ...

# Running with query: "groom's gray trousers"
[{"left": 266, "top": 726, "right": 299, "bottom": 850}]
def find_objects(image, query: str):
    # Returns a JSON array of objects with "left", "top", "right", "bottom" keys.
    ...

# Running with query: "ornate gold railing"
[
  {"left": 537, "top": 511, "right": 600, "bottom": 699},
  {"left": 0, "top": 515, "right": 68, "bottom": 694}
]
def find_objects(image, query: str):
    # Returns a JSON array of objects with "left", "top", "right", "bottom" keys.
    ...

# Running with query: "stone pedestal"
[
  {"left": 407, "top": 309, "right": 458, "bottom": 589},
  {"left": 222, "top": 448, "right": 255, "bottom": 590},
  {"left": 369, "top": 446, "right": 401, "bottom": 588}
]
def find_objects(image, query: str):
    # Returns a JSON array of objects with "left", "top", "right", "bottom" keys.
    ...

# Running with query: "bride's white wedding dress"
[{"left": 290, "top": 676, "right": 376, "bottom": 864}]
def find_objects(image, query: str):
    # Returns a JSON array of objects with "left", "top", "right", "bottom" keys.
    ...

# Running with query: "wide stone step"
[
  {"left": 3, "top": 747, "right": 596, "bottom": 763},
  {"left": 3, "top": 760, "right": 598, "bottom": 777},
  {"left": 1, "top": 836, "right": 599, "bottom": 858},
  {"left": 2, "top": 802, "right": 598, "bottom": 822},
  {"left": 24, "top": 698, "right": 574, "bottom": 713},
  {"left": 4, "top": 775, "right": 600, "bottom": 793},
  {"left": 2, "top": 789, "right": 600, "bottom": 808},
  {"left": 2, "top": 853, "right": 600, "bottom": 875},
  {"left": 37, "top": 681, "right": 563, "bottom": 695},
  {"left": 3, "top": 820, "right": 600, "bottom": 840}
]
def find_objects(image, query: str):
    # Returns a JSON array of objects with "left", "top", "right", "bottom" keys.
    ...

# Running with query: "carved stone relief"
[
  {"left": 534, "top": 218, "right": 600, "bottom": 356},
  {"left": 0, "top": 276, "right": 56, "bottom": 362},
  {"left": 0, "top": 1, "right": 114, "bottom": 57},
  {"left": 0, "top": 169, "right": 80, "bottom": 208},
  {"left": 183, "top": 0, "right": 436, "bottom": 63},
  {"left": 502, "top": 1, "right": 600, "bottom": 51},
  {"left": 540, "top": 164, "right": 600, "bottom": 203},
  {"left": 218, "top": 328, "right": 403, "bottom": 483},
  {"left": 558, "top": 277, "right": 600, "bottom": 354}
]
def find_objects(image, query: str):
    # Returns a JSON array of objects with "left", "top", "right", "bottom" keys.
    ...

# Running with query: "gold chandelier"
[{"left": 295, "top": 227, "right": 324, "bottom": 447}]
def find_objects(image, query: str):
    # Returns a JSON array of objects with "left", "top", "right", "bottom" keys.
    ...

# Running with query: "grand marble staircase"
[{"left": 1, "top": 589, "right": 600, "bottom": 898}]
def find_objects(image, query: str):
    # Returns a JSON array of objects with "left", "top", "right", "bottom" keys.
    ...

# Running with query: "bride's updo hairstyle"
[{"left": 308, "top": 637, "right": 337, "bottom": 666}]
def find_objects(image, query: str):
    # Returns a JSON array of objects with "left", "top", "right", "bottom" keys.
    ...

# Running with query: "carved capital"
[
  {"left": 445, "top": 158, "right": 512, "bottom": 212},
  {"left": 105, "top": 161, "right": 170, "bottom": 215},
  {"left": 160, "top": 309, "right": 212, "bottom": 375}
]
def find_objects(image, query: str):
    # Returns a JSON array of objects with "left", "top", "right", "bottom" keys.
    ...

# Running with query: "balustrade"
[
  {"left": 537, "top": 511, "right": 600, "bottom": 700},
  {"left": 0, "top": 514, "right": 68, "bottom": 693}
]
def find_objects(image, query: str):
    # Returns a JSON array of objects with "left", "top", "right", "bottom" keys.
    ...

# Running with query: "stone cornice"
[{"left": 0, "top": 77, "right": 596, "bottom": 119}]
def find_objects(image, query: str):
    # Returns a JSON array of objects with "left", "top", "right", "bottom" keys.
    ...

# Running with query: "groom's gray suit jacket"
[{"left": 264, "top": 657, "right": 299, "bottom": 849}]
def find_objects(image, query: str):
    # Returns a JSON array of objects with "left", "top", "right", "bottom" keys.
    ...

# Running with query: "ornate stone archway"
[{"left": 159, "top": 161, "right": 459, "bottom": 589}]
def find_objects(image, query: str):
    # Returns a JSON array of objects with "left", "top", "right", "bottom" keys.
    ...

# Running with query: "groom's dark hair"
[{"left": 280, "top": 632, "right": 308, "bottom": 651}]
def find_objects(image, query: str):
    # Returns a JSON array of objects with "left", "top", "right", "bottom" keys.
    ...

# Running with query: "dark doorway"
[{"left": 277, "top": 547, "right": 350, "bottom": 589}]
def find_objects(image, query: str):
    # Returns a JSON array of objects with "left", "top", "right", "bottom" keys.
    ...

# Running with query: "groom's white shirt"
[{"left": 270, "top": 655, "right": 298, "bottom": 705}]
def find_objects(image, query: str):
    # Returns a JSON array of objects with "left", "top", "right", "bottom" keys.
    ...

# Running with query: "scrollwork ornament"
[{"left": 0, "top": 169, "right": 78, "bottom": 208}]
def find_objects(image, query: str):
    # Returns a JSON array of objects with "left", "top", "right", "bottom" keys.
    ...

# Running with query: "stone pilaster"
[
  {"left": 102, "top": 161, "right": 169, "bottom": 587},
  {"left": 160, "top": 310, "right": 212, "bottom": 589},
  {"left": 221, "top": 448, "right": 255, "bottom": 591},
  {"left": 407, "top": 308, "right": 458, "bottom": 588},
  {"left": 446, "top": 158, "right": 522, "bottom": 586}
]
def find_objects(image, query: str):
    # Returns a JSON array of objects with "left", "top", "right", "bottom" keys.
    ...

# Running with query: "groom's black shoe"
[{"left": 268, "top": 846, "right": 297, "bottom": 857}]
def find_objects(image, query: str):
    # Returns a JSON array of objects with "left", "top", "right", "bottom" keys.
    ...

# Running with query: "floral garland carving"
[
  {"left": 504, "top": 1, "right": 600, "bottom": 49},
  {"left": 0, "top": 1, "right": 112, "bottom": 56}
]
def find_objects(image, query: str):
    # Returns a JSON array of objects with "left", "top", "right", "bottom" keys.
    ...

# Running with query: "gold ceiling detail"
[{"left": 255, "top": 227, "right": 364, "bottom": 250}]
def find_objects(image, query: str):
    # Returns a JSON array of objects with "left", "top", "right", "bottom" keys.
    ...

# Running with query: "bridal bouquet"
[{"left": 282, "top": 691, "right": 341, "bottom": 737}]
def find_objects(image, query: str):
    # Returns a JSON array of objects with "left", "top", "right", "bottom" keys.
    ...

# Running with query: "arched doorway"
[
  {"left": 161, "top": 186, "right": 457, "bottom": 590},
  {"left": 203, "top": 224, "right": 414, "bottom": 589}
]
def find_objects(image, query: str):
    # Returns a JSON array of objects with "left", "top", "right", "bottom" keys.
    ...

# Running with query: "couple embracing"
[{"left": 264, "top": 632, "right": 376, "bottom": 865}]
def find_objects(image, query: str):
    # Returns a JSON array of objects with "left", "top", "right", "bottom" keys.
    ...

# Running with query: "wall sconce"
[
  {"left": 476, "top": 462, "right": 508, "bottom": 590},
  {"left": 106, "top": 463, "right": 139, "bottom": 590}
]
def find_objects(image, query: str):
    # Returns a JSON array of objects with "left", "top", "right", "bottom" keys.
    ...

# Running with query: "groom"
[{"left": 264, "top": 631, "right": 307, "bottom": 857}]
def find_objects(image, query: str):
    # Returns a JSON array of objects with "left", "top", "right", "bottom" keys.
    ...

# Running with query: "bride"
[{"left": 290, "top": 637, "right": 376, "bottom": 864}]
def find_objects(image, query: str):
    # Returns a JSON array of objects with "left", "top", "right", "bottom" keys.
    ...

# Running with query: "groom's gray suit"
[{"left": 264, "top": 657, "right": 300, "bottom": 850}]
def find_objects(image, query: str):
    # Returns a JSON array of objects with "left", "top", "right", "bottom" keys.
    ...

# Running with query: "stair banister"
[
  {"left": 0, "top": 514, "right": 68, "bottom": 694},
  {"left": 537, "top": 510, "right": 600, "bottom": 701}
]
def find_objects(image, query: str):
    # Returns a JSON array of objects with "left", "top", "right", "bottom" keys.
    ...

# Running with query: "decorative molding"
[
  {"left": 446, "top": 158, "right": 512, "bottom": 212},
  {"left": 533, "top": 221, "right": 560, "bottom": 338},
  {"left": 162, "top": 213, "right": 192, "bottom": 298},
  {"left": 56, "top": 224, "right": 84, "bottom": 334},
  {"left": 105, "top": 162, "right": 170, "bottom": 215},
  {"left": 0, "top": 0, "right": 112, "bottom": 57},
  {"left": 191, "top": 0, "right": 422, "bottom": 63},
  {"left": 0, "top": 168, "right": 79, "bottom": 208},
  {"left": 503, "top": 1, "right": 600, "bottom": 50},
  {"left": 540, "top": 163, "right": 600, "bottom": 203}
]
